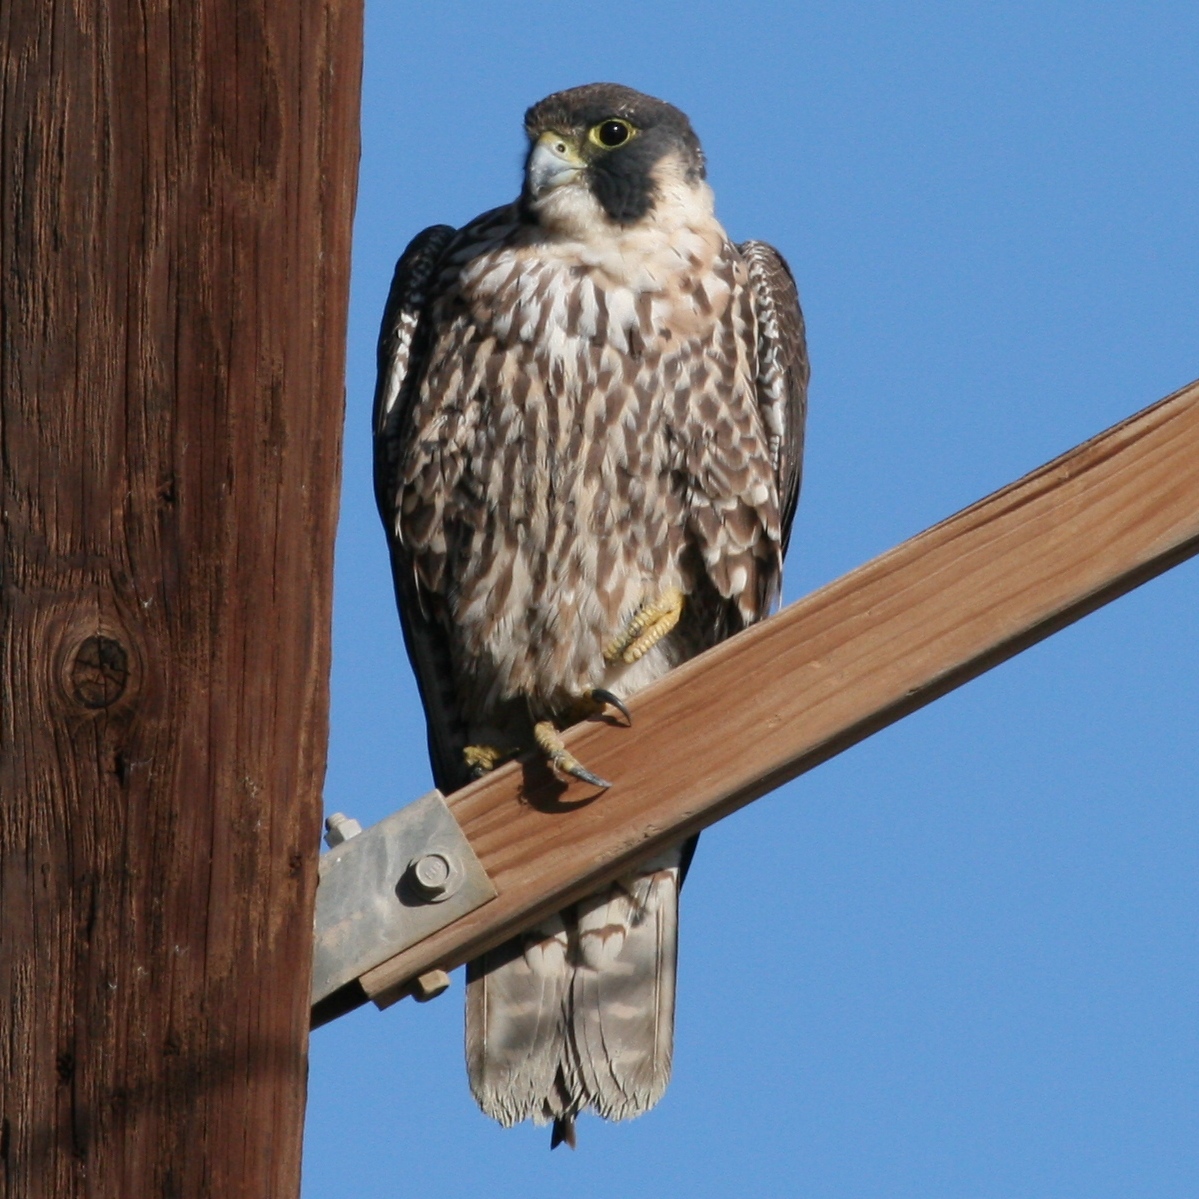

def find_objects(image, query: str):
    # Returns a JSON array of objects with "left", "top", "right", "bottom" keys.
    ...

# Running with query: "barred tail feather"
[
  {"left": 569, "top": 852, "right": 681, "bottom": 1121},
  {"left": 465, "top": 915, "right": 572, "bottom": 1127},
  {"left": 465, "top": 847, "right": 683, "bottom": 1145}
]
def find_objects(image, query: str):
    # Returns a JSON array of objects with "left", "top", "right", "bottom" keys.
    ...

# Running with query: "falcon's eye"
[{"left": 589, "top": 119, "right": 635, "bottom": 149}]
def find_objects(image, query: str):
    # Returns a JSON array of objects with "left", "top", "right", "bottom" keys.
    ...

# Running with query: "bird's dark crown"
[{"left": 523, "top": 83, "right": 706, "bottom": 225}]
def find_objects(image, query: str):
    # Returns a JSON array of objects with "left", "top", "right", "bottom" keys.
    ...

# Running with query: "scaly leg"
[
  {"left": 533, "top": 721, "right": 611, "bottom": 789},
  {"left": 604, "top": 587, "right": 685, "bottom": 665},
  {"left": 532, "top": 688, "right": 629, "bottom": 789},
  {"left": 471, "top": 691, "right": 627, "bottom": 788}
]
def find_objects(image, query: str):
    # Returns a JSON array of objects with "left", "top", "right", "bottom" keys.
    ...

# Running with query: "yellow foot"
[
  {"left": 604, "top": 587, "right": 685, "bottom": 665},
  {"left": 563, "top": 687, "right": 632, "bottom": 726},
  {"left": 533, "top": 721, "right": 611, "bottom": 789},
  {"left": 463, "top": 744, "right": 513, "bottom": 778}
]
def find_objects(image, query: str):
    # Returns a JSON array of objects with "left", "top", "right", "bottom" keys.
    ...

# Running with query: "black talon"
[
  {"left": 565, "top": 763, "right": 613, "bottom": 789},
  {"left": 590, "top": 688, "right": 632, "bottom": 726}
]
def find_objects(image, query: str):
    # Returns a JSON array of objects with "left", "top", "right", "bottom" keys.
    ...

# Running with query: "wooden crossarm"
[{"left": 359, "top": 378, "right": 1199, "bottom": 1009}]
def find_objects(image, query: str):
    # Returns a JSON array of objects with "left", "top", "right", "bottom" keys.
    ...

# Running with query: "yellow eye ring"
[{"left": 588, "top": 119, "right": 636, "bottom": 150}]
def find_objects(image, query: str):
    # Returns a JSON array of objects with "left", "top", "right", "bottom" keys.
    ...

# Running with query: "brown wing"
[
  {"left": 372, "top": 223, "right": 473, "bottom": 794},
  {"left": 372, "top": 224, "right": 458, "bottom": 506},
  {"left": 738, "top": 240, "right": 810, "bottom": 558}
]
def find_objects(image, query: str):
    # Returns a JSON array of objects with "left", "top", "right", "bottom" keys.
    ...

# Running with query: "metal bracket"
[{"left": 311, "top": 790, "right": 496, "bottom": 1006}]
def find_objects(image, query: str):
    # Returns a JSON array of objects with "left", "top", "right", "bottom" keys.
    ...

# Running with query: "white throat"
[{"left": 526, "top": 150, "right": 716, "bottom": 246}]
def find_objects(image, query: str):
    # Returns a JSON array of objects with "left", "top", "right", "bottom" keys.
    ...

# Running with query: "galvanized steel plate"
[{"left": 312, "top": 790, "right": 496, "bottom": 1004}]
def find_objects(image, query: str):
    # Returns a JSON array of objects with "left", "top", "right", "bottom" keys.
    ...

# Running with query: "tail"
[{"left": 465, "top": 846, "right": 683, "bottom": 1146}]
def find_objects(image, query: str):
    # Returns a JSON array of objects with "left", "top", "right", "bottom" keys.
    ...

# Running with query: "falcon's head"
[{"left": 522, "top": 83, "right": 707, "bottom": 233}]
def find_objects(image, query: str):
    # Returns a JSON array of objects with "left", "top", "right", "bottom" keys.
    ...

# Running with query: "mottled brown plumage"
[{"left": 373, "top": 83, "right": 808, "bottom": 1146}]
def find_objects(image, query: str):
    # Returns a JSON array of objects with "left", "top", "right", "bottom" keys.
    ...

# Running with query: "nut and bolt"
[
  {"left": 406, "top": 851, "right": 464, "bottom": 902},
  {"left": 412, "top": 969, "right": 452, "bottom": 1002},
  {"left": 324, "top": 812, "right": 362, "bottom": 848},
  {"left": 409, "top": 852, "right": 453, "bottom": 899}
]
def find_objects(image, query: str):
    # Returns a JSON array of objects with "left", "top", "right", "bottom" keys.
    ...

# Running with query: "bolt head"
[
  {"left": 407, "top": 851, "right": 462, "bottom": 901},
  {"left": 412, "top": 853, "right": 451, "bottom": 897}
]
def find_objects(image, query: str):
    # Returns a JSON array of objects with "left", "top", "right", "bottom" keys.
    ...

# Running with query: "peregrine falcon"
[{"left": 373, "top": 83, "right": 807, "bottom": 1147}]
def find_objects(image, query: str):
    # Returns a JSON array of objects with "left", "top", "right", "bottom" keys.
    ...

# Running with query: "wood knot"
[{"left": 70, "top": 636, "right": 129, "bottom": 708}]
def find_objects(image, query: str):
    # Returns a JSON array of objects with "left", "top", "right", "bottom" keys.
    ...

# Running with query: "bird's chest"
[
  {"left": 403, "top": 237, "right": 756, "bottom": 706},
  {"left": 446, "top": 245, "right": 741, "bottom": 493}
]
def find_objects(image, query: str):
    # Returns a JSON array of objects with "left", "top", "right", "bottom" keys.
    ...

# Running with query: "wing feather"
[
  {"left": 371, "top": 224, "right": 471, "bottom": 793},
  {"left": 372, "top": 224, "right": 458, "bottom": 498},
  {"left": 738, "top": 239, "right": 810, "bottom": 556}
]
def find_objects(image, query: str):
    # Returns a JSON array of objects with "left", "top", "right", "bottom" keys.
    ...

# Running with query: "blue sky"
[{"left": 303, "top": 3, "right": 1199, "bottom": 1195}]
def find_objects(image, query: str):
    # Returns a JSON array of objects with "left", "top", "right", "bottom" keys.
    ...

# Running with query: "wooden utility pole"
[{"left": 1, "top": 2, "right": 361, "bottom": 1195}]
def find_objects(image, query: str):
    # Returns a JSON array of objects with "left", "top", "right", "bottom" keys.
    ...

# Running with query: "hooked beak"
[{"left": 526, "top": 131, "right": 585, "bottom": 198}]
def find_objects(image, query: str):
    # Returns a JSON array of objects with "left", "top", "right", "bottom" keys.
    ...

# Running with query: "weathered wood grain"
[
  {"left": 362, "top": 378, "right": 1199, "bottom": 1007},
  {"left": 0, "top": 2, "right": 361, "bottom": 1195}
]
